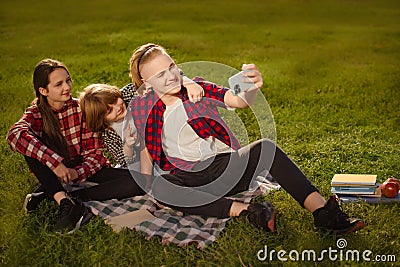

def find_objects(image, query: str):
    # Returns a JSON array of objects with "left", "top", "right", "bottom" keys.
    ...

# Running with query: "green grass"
[{"left": 1, "top": 0, "right": 399, "bottom": 266}]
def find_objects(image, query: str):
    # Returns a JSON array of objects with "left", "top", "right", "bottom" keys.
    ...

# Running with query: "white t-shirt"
[
  {"left": 111, "top": 117, "right": 141, "bottom": 171},
  {"left": 162, "top": 99, "right": 232, "bottom": 162}
]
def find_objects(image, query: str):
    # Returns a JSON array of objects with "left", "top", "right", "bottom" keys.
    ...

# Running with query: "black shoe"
[
  {"left": 240, "top": 201, "right": 276, "bottom": 232},
  {"left": 313, "top": 195, "right": 366, "bottom": 235},
  {"left": 23, "top": 184, "right": 48, "bottom": 213},
  {"left": 53, "top": 197, "right": 94, "bottom": 234}
]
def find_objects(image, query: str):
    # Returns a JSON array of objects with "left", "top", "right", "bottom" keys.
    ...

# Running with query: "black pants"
[
  {"left": 152, "top": 139, "right": 318, "bottom": 218},
  {"left": 24, "top": 156, "right": 146, "bottom": 201}
]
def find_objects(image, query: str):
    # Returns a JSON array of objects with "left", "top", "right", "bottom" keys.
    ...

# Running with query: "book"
[
  {"left": 355, "top": 185, "right": 382, "bottom": 198},
  {"left": 331, "top": 174, "right": 377, "bottom": 187},
  {"left": 105, "top": 209, "right": 156, "bottom": 233},
  {"left": 331, "top": 185, "right": 378, "bottom": 195},
  {"left": 338, "top": 192, "right": 400, "bottom": 204}
]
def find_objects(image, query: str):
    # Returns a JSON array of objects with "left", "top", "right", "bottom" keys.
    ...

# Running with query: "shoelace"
[{"left": 330, "top": 196, "right": 350, "bottom": 223}]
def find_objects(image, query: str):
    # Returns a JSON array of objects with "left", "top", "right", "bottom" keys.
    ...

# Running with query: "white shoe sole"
[{"left": 23, "top": 192, "right": 45, "bottom": 214}]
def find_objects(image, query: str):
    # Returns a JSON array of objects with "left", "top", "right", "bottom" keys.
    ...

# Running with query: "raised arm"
[{"left": 224, "top": 64, "right": 263, "bottom": 108}]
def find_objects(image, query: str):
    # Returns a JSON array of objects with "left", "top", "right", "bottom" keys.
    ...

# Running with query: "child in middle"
[{"left": 79, "top": 75, "right": 204, "bottom": 172}]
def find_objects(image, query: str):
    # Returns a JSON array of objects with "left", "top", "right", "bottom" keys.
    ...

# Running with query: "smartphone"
[{"left": 228, "top": 71, "right": 253, "bottom": 95}]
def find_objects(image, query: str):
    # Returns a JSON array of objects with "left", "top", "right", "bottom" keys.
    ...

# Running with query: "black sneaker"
[
  {"left": 313, "top": 195, "right": 366, "bottom": 235},
  {"left": 23, "top": 184, "right": 49, "bottom": 213},
  {"left": 53, "top": 197, "right": 94, "bottom": 234},
  {"left": 240, "top": 201, "right": 276, "bottom": 232}
]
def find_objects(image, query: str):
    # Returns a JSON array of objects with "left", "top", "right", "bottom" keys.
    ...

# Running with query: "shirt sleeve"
[
  {"left": 102, "top": 128, "right": 130, "bottom": 167},
  {"left": 6, "top": 107, "right": 64, "bottom": 170},
  {"left": 192, "top": 77, "right": 229, "bottom": 108},
  {"left": 73, "top": 119, "right": 109, "bottom": 181},
  {"left": 130, "top": 97, "right": 146, "bottom": 140},
  {"left": 121, "top": 83, "right": 138, "bottom": 105}
]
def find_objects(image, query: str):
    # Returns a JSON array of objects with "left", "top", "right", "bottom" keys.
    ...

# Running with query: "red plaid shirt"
[
  {"left": 130, "top": 77, "right": 240, "bottom": 173},
  {"left": 7, "top": 98, "right": 109, "bottom": 181}
]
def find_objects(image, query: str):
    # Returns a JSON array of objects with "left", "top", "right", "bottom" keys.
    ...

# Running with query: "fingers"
[
  {"left": 54, "top": 163, "right": 72, "bottom": 184},
  {"left": 64, "top": 170, "right": 73, "bottom": 183},
  {"left": 242, "top": 64, "right": 260, "bottom": 78},
  {"left": 60, "top": 172, "right": 71, "bottom": 184},
  {"left": 188, "top": 94, "right": 195, "bottom": 103},
  {"left": 133, "top": 133, "right": 138, "bottom": 143},
  {"left": 125, "top": 124, "right": 133, "bottom": 137},
  {"left": 195, "top": 88, "right": 205, "bottom": 102},
  {"left": 186, "top": 82, "right": 204, "bottom": 103},
  {"left": 189, "top": 94, "right": 203, "bottom": 103},
  {"left": 125, "top": 133, "right": 138, "bottom": 146},
  {"left": 242, "top": 63, "right": 263, "bottom": 90}
]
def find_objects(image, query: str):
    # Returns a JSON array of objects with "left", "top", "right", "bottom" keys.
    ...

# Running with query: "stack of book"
[{"left": 331, "top": 174, "right": 380, "bottom": 197}]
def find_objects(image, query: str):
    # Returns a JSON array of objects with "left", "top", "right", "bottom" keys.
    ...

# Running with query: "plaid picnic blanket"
[{"left": 84, "top": 175, "right": 280, "bottom": 249}]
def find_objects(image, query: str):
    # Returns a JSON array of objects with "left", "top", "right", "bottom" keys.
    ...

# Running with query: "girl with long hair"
[{"left": 7, "top": 59, "right": 145, "bottom": 233}]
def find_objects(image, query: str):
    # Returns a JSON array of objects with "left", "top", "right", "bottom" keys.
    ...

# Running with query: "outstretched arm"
[{"left": 224, "top": 64, "right": 263, "bottom": 108}]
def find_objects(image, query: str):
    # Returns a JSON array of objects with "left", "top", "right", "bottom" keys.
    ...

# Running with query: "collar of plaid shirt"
[{"left": 130, "top": 78, "right": 240, "bottom": 172}]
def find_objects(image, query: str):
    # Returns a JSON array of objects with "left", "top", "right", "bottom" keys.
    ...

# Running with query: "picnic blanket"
[{"left": 84, "top": 174, "right": 280, "bottom": 249}]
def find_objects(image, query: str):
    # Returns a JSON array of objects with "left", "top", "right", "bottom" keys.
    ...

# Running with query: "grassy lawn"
[{"left": 1, "top": 0, "right": 399, "bottom": 266}]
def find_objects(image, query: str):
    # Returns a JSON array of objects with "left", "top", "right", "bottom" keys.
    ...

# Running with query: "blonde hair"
[
  {"left": 129, "top": 43, "right": 167, "bottom": 90},
  {"left": 79, "top": 84, "right": 122, "bottom": 133}
]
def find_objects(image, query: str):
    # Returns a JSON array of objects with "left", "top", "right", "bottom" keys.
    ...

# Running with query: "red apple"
[
  {"left": 385, "top": 177, "right": 400, "bottom": 188},
  {"left": 381, "top": 180, "right": 400, "bottom": 198}
]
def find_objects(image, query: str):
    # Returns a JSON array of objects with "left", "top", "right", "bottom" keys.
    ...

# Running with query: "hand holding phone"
[{"left": 228, "top": 71, "right": 253, "bottom": 95}]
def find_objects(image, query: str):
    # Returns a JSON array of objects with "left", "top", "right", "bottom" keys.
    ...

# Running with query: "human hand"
[
  {"left": 183, "top": 76, "right": 204, "bottom": 103},
  {"left": 54, "top": 163, "right": 77, "bottom": 184},
  {"left": 68, "top": 169, "right": 79, "bottom": 182},
  {"left": 141, "top": 85, "right": 152, "bottom": 96},
  {"left": 224, "top": 64, "right": 263, "bottom": 108},
  {"left": 123, "top": 124, "right": 138, "bottom": 157},
  {"left": 241, "top": 64, "right": 263, "bottom": 92},
  {"left": 124, "top": 124, "right": 138, "bottom": 147}
]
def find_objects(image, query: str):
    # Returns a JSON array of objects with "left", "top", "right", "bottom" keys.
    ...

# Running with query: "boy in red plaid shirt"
[{"left": 126, "top": 43, "right": 365, "bottom": 235}]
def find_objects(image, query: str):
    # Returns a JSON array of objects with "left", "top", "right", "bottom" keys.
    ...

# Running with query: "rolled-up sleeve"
[
  {"left": 6, "top": 108, "right": 64, "bottom": 170},
  {"left": 193, "top": 77, "right": 229, "bottom": 108},
  {"left": 73, "top": 121, "right": 109, "bottom": 181}
]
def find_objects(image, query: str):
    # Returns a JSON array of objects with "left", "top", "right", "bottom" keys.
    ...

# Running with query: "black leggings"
[
  {"left": 152, "top": 139, "right": 318, "bottom": 218},
  {"left": 24, "top": 156, "right": 146, "bottom": 201}
]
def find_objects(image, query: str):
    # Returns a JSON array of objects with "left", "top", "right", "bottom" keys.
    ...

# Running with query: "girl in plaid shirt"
[
  {"left": 6, "top": 59, "right": 145, "bottom": 233},
  {"left": 125, "top": 43, "right": 365, "bottom": 235}
]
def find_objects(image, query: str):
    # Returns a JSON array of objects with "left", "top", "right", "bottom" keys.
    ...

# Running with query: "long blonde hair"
[
  {"left": 129, "top": 43, "right": 167, "bottom": 91},
  {"left": 79, "top": 84, "right": 122, "bottom": 133}
]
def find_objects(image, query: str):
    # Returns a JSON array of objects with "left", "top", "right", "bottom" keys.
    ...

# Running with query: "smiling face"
[
  {"left": 140, "top": 53, "right": 182, "bottom": 103},
  {"left": 39, "top": 68, "right": 72, "bottom": 110},
  {"left": 105, "top": 97, "right": 127, "bottom": 123}
]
